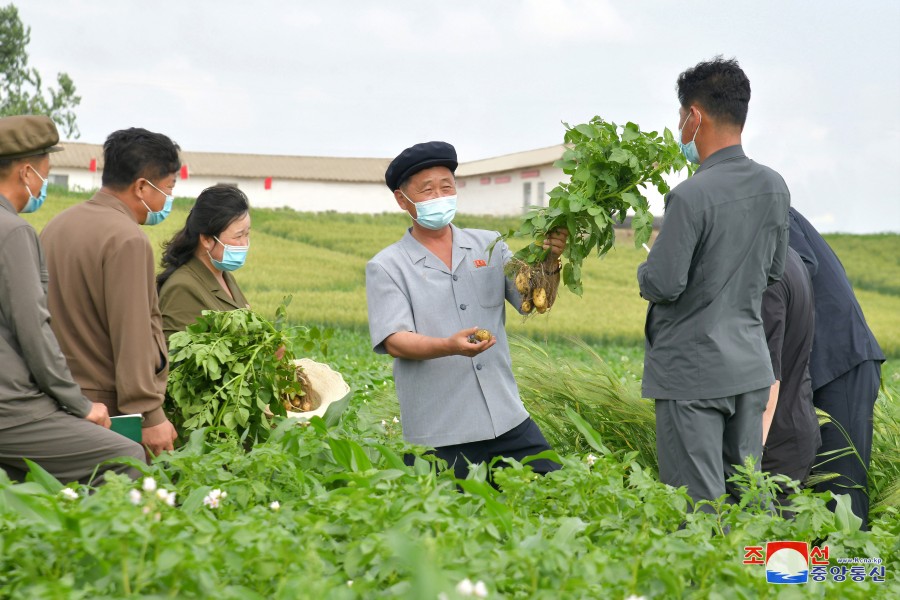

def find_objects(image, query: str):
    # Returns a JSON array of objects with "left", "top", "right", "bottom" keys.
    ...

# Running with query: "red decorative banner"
[
  {"left": 89, "top": 158, "right": 97, "bottom": 172},
  {"left": 264, "top": 177, "right": 273, "bottom": 190},
  {"left": 495, "top": 175, "right": 511, "bottom": 184},
  {"left": 480, "top": 176, "right": 491, "bottom": 185},
  {"left": 521, "top": 169, "right": 540, "bottom": 178},
  {"left": 180, "top": 164, "right": 189, "bottom": 180}
]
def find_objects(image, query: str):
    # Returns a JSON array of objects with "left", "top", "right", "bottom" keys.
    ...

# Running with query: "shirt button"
[
  {"left": 460, "top": 304, "right": 467, "bottom": 310},
  {"left": 476, "top": 364, "right": 483, "bottom": 371},
  {"left": 452, "top": 274, "right": 458, "bottom": 281}
]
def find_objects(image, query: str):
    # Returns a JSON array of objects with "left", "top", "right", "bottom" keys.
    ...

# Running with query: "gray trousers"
[
  {"left": 0, "top": 408, "right": 145, "bottom": 485},
  {"left": 655, "top": 387, "right": 769, "bottom": 511}
]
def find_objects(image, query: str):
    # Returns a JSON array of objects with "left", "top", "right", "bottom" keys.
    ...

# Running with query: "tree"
[{"left": 0, "top": 3, "right": 80, "bottom": 138}]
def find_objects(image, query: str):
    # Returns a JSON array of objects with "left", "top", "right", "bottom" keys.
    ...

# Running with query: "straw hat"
[{"left": 285, "top": 359, "right": 350, "bottom": 419}]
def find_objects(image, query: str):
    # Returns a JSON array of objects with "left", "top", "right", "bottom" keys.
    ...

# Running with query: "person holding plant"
[
  {"left": 157, "top": 184, "right": 251, "bottom": 342},
  {"left": 0, "top": 115, "right": 145, "bottom": 483},
  {"left": 638, "top": 57, "right": 790, "bottom": 511},
  {"left": 366, "top": 141, "right": 567, "bottom": 480},
  {"left": 41, "top": 128, "right": 180, "bottom": 457}
]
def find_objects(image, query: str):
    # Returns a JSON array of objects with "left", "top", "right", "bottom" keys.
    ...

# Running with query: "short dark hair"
[
  {"left": 102, "top": 128, "right": 181, "bottom": 189},
  {"left": 677, "top": 56, "right": 751, "bottom": 128},
  {"left": 157, "top": 185, "right": 250, "bottom": 290}
]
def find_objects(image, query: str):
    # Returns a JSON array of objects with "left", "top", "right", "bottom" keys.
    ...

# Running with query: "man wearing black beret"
[
  {"left": 0, "top": 115, "right": 145, "bottom": 484},
  {"left": 366, "top": 140, "right": 567, "bottom": 480}
]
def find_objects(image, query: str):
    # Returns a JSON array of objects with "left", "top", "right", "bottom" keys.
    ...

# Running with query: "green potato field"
[{"left": 2, "top": 189, "right": 897, "bottom": 598}]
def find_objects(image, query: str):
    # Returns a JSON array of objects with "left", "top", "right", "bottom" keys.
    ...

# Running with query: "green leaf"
[
  {"left": 833, "top": 493, "right": 863, "bottom": 532},
  {"left": 23, "top": 459, "right": 63, "bottom": 494},
  {"left": 564, "top": 406, "right": 611, "bottom": 455},
  {"left": 323, "top": 392, "right": 352, "bottom": 427},
  {"left": 608, "top": 147, "right": 634, "bottom": 165},
  {"left": 574, "top": 123, "right": 597, "bottom": 138},
  {"left": 622, "top": 122, "right": 640, "bottom": 142}
]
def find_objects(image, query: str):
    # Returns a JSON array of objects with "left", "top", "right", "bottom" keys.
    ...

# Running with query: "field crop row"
[{"left": 26, "top": 190, "right": 900, "bottom": 354}]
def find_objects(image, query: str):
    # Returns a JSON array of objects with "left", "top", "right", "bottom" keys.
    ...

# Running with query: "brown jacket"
[
  {"left": 159, "top": 256, "right": 249, "bottom": 342},
  {"left": 40, "top": 191, "right": 168, "bottom": 427}
]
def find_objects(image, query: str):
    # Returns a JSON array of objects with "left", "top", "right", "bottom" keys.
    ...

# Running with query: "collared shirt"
[
  {"left": 0, "top": 194, "right": 92, "bottom": 429},
  {"left": 159, "top": 256, "right": 250, "bottom": 342},
  {"left": 366, "top": 225, "right": 528, "bottom": 447},
  {"left": 787, "top": 208, "right": 885, "bottom": 389},
  {"left": 40, "top": 191, "right": 169, "bottom": 427},
  {"left": 638, "top": 145, "right": 790, "bottom": 400}
]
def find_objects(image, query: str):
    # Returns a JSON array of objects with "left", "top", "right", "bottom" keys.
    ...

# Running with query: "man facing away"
[
  {"left": 366, "top": 141, "right": 566, "bottom": 480},
  {"left": 788, "top": 207, "right": 885, "bottom": 528},
  {"left": 761, "top": 246, "right": 820, "bottom": 508},
  {"left": 638, "top": 57, "right": 790, "bottom": 510},
  {"left": 41, "top": 128, "right": 180, "bottom": 457},
  {"left": 0, "top": 115, "right": 144, "bottom": 483}
]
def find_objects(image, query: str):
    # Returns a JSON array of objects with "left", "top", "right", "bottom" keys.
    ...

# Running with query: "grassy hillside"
[{"left": 24, "top": 189, "right": 900, "bottom": 356}]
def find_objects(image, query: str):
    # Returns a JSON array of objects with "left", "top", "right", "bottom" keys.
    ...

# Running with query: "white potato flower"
[
  {"left": 456, "top": 578, "right": 474, "bottom": 595},
  {"left": 202, "top": 488, "right": 227, "bottom": 509}
]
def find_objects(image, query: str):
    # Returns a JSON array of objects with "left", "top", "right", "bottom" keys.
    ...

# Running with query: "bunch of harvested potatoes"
[{"left": 506, "top": 258, "right": 559, "bottom": 315}]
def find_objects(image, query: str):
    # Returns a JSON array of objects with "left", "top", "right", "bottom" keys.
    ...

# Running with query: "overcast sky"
[{"left": 19, "top": 0, "right": 900, "bottom": 233}]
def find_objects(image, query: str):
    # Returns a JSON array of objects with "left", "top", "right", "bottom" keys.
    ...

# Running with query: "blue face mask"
[
  {"left": 402, "top": 191, "right": 457, "bottom": 230},
  {"left": 22, "top": 167, "right": 48, "bottom": 214},
  {"left": 677, "top": 110, "right": 702, "bottom": 164},
  {"left": 209, "top": 236, "right": 249, "bottom": 271},
  {"left": 141, "top": 180, "right": 174, "bottom": 226}
]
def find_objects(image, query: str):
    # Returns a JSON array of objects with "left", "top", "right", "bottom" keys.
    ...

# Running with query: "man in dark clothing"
[
  {"left": 788, "top": 207, "right": 885, "bottom": 527},
  {"left": 638, "top": 57, "right": 790, "bottom": 510},
  {"left": 761, "top": 247, "right": 820, "bottom": 501}
]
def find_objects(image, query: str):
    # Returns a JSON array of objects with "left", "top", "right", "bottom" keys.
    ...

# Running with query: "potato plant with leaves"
[
  {"left": 166, "top": 299, "right": 327, "bottom": 445},
  {"left": 505, "top": 117, "right": 691, "bottom": 297}
]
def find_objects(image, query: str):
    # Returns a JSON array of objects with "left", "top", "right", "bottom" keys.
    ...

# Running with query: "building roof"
[
  {"left": 456, "top": 145, "right": 566, "bottom": 177},
  {"left": 52, "top": 141, "right": 567, "bottom": 182},
  {"left": 54, "top": 142, "right": 392, "bottom": 184}
]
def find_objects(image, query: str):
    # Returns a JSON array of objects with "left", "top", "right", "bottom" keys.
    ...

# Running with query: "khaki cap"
[{"left": 0, "top": 115, "right": 64, "bottom": 160}]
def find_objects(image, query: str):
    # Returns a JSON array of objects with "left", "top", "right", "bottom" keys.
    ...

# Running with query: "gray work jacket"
[
  {"left": 638, "top": 145, "right": 790, "bottom": 400},
  {"left": 366, "top": 225, "right": 528, "bottom": 447},
  {"left": 0, "top": 195, "right": 92, "bottom": 429}
]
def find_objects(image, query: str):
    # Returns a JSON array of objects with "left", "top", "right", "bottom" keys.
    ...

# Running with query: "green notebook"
[{"left": 110, "top": 414, "right": 143, "bottom": 443}]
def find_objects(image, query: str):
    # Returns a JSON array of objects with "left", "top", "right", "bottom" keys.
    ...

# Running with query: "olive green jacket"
[{"left": 158, "top": 256, "right": 249, "bottom": 343}]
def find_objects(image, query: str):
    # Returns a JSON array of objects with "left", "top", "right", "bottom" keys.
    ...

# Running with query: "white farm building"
[{"left": 49, "top": 142, "right": 567, "bottom": 217}]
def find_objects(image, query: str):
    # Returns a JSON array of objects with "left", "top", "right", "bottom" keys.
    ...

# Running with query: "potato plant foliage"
[
  {"left": 167, "top": 300, "right": 327, "bottom": 443},
  {"left": 507, "top": 117, "right": 690, "bottom": 295},
  {"left": 0, "top": 338, "right": 898, "bottom": 598}
]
